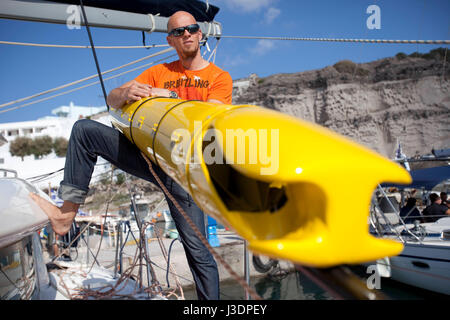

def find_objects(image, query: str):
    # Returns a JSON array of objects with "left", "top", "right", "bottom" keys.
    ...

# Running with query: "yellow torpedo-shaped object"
[{"left": 110, "top": 98, "right": 411, "bottom": 267}]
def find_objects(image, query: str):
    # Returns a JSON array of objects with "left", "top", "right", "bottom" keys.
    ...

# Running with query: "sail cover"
[
  {"left": 382, "top": 165, "right": 450, "bottom": 190},
  {"left": 49, "top": 0, "right": 219, "bottom": 22}
]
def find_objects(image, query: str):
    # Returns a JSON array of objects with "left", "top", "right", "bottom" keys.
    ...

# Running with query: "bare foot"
[{"left": 29, "top": 193, "right": 79, "bottom": 236}]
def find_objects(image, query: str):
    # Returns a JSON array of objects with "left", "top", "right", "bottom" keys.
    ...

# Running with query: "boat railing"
[
  {"left": 0, "top": 168, "right": 18, "bottom": 178},
  {"left": 372, "top": 201, "right": 394, "bottom": 229},
  {"left": 371, "top": 197, "right": 406, "bottom": 243},
  {"left": 371, "top": 185, "right": 424, "bottom": 243},
  {"left": 369, "top": 203, "right": 388, "bottom": 237}
]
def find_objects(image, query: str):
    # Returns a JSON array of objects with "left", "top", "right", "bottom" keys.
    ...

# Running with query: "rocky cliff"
[{"left": 233, "top": 49, "right": 450, "bottom": 158}]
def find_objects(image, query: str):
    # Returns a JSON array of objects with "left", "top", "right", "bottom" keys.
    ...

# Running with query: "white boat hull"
[
  {"left": 0, "top": 178, "right": 50, "bottom": 248},
  {"left": 389, "top": 241, "right": 450, "bottom": 295}
]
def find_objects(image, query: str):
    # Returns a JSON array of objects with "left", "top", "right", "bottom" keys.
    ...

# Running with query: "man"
[
  {"left": 107, "top": 11, "right": 231, "bottom": 107},
  {"left": 422, "top": 193, "right": 450, "bottom": 223},
  {"left": 399, "top": 197, "right": 421, "bottom": 224},
  {"left": 30, "top": 11, "right": 232, "bottom": 300},
  {"left": 440, "top": 192, "right": 449, "bottom": 209}
]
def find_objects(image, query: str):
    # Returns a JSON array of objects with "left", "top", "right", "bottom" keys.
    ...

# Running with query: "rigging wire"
[
  {"left": 2, "top": 34, "right": 446, "bottom": 113},
  {"left": 87, "top": 166, "right": 114, "bottom": 273},
  {"left": 0, "top": 40, "right": 170, "bottom": 49},
  {"left": 0, "top": 47, "right": 174, "bottom": 111},
  {"left": 78, "top": 0, "right": 108, "bottom": 109},
  {"left": 27, "top": 160, "right": 111, "bottom": 183},
  {"left": 165, "top": 236, "right": 181, "bottom": 289},
  {"left": 27, "top": 168, "right": 64, "bottom": 183},
  {"left": 218, "top": 35, "right": 450, "bottom": 44},
  {"left": 0, "top": 53, "right": 177, "bottom": 114}
]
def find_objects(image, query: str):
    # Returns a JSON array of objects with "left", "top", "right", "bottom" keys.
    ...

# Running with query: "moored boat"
[
  {"left": 368, "top": 153, "right": 450, "bottom": 295},
  {"left": 0, "top": 172, "right": 166, "bottom": 300}
]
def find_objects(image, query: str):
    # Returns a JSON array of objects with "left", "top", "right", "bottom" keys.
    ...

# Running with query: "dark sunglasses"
[{"left": 168, "top": 24, "right": 200, "bottom": 37}]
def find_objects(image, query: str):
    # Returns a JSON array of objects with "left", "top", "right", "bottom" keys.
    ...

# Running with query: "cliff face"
[{"left": 233, "top": 51, "right": 450, "bottom": 158}]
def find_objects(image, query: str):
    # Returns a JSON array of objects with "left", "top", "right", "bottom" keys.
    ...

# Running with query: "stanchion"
[{"left": 244, "top": 240, "right": 251, "bottom": 300}]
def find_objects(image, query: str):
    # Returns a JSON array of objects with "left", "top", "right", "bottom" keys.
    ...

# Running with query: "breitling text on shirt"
[{"left": 163, "top": 77, "right": 209, "bottom": 90}]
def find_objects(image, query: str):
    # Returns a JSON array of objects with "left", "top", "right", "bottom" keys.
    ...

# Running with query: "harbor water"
[
  {"left": 183, "top": 267, "right": 448, "bottom": 300},
  {"left": 65, "top": 224, "right": 448, "bottom": 301}
]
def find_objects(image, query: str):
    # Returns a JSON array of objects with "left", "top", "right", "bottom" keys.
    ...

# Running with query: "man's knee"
[{"left": 71, "top": 119, "right": 98, "bottom": 140}]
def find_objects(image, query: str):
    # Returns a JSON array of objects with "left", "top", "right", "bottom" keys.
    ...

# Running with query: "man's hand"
[
  {"left": 107, "top": 80, "right": 175, "bottom": 109},
  {"left": 121, "top": 80, "right": 152, "bottom": 103}
]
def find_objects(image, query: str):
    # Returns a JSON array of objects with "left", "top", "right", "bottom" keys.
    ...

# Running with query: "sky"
[{"left": 0, "top": 0, "right": 449, "bottom": 123}]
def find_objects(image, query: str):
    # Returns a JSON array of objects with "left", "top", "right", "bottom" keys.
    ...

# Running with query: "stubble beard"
[{"left": 180, "top": 42, "right": 200, "bottom": 59}]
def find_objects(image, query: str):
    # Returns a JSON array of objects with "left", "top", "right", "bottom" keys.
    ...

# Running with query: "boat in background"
[{"left": 368, "top": 150, "right": 450, "bottom": 295}]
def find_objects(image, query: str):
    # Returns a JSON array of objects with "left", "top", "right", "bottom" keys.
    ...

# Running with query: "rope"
[
  {"left": 73, "top": 223, "right": 182, "bottom": 299},
  {"left": 7, "top": 36, "right": 445, "bottom": 46},
  {"left": 150, "top": 222, "right": 184, "bottom": 299},
  {"left": 79, "top": 0, "right": 108, "bottom": 109},
  {"left": 43, "top": 170, "right": 184, "bottom": 299},
  {"left": 27, "top": 161, "right": 110, "bottom": 183},
  {"left": 0, "top": 47, "right": 174, "bottom": 110},
  {"left": 140, "top": 151, "right": 263, "bottom": 300},
  {"left": 139, "top": 221, "right": 164, "bottom": 295},
  {"left": 166, "top": 237, "right": 180, "bottom": 288},
  {"left": 141, "top": 13, "right": 159, "bottom": 50},
  {"left": 0, "top": 40, "right": 170, "bottom": 49},
  {"left": 72, "top": 242, "right": 143, "bottom": 299},
  {"left": 218, "top": 35, "right": 450, "bottom": 45},
  {"left": 0, "top": 52, "right": 177, "bottom": 114},
  {"left": 86, "top": 166, "right": 117, "bottom": 273},
  {"left": 147, "top": 13, "right": 160, "bottom": 34},
  {"left": 27, "top": 168, "right": 64, "bottom": 183}
]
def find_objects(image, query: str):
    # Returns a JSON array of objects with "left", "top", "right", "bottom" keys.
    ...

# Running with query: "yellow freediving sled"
[{"left": 109, "top": 97, "right": 411, "bottom": 267}]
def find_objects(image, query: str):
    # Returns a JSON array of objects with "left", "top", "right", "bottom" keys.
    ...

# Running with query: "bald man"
[
  {"left": 31, "top": 11, "right": 232, "bottom": 300},
  {"left": 107, "top": 10, "right": 231, "bottom": 107}
]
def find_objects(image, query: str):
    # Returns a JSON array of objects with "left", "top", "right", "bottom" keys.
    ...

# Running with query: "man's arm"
[
  {"left": 107, "top": 80, "right": 179, "bottom": 109},
  {"left": 107, "top": 80, "right": 152, "bottom": 109}
]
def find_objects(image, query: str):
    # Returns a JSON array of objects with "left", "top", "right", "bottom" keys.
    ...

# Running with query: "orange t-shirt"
[{"left": 134, "top": 60, "right": 232, "bottom": 104}]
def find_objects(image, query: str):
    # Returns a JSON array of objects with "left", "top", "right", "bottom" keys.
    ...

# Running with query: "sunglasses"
[{"left": 168, "top": 24, "right": 200, "bottom": 37}]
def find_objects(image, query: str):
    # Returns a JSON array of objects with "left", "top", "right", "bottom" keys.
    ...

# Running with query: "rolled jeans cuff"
[{"left": 58, "top": 183, "right": 89, "bottom": 204}]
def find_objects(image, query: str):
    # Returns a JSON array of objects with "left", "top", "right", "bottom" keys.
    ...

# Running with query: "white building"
[
  {"left": 232, "top": 73, "right": 258, "bottom": 101},
  {"left": 50, "top": 101, "right": 106, "bottom": 119},
  {"left": 0, "top": 102, "right": 110, "bottom": 190}
]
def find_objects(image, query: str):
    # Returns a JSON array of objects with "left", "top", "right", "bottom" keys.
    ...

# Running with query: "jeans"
[{"left": 58, "top": 119, "right": 219, "bottom": 300}]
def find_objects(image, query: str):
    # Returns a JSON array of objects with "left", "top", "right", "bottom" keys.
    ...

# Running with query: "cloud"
[
  {"left": 222, "top": 0, "right": 274, "bottom": 12},
  {"left": 264, "top": 7, "right": 281, "bottom": 24},
  {"left": 222, "top": 39, "right": 276, "bottom": 69},
  {"left": 223, "top": 54, "right": 248, "bottom": 68},
  {"left": 251, "top": 39, "right": 275, "bottom": 56}
]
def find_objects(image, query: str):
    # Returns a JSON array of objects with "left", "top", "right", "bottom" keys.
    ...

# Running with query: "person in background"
[
  {"left": 399, "top": 197, "right": 421, "bottom": 224},
  {"left": 422, "top": 193, "right": 450, "bottom": 223},
  {"left": 440, "top": 192, "right": 449, "bottom": 209}
]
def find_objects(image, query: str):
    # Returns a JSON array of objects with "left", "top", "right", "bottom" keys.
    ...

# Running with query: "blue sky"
[{"left": 0, "top": 0, "right": 448, "bottom": 123}]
